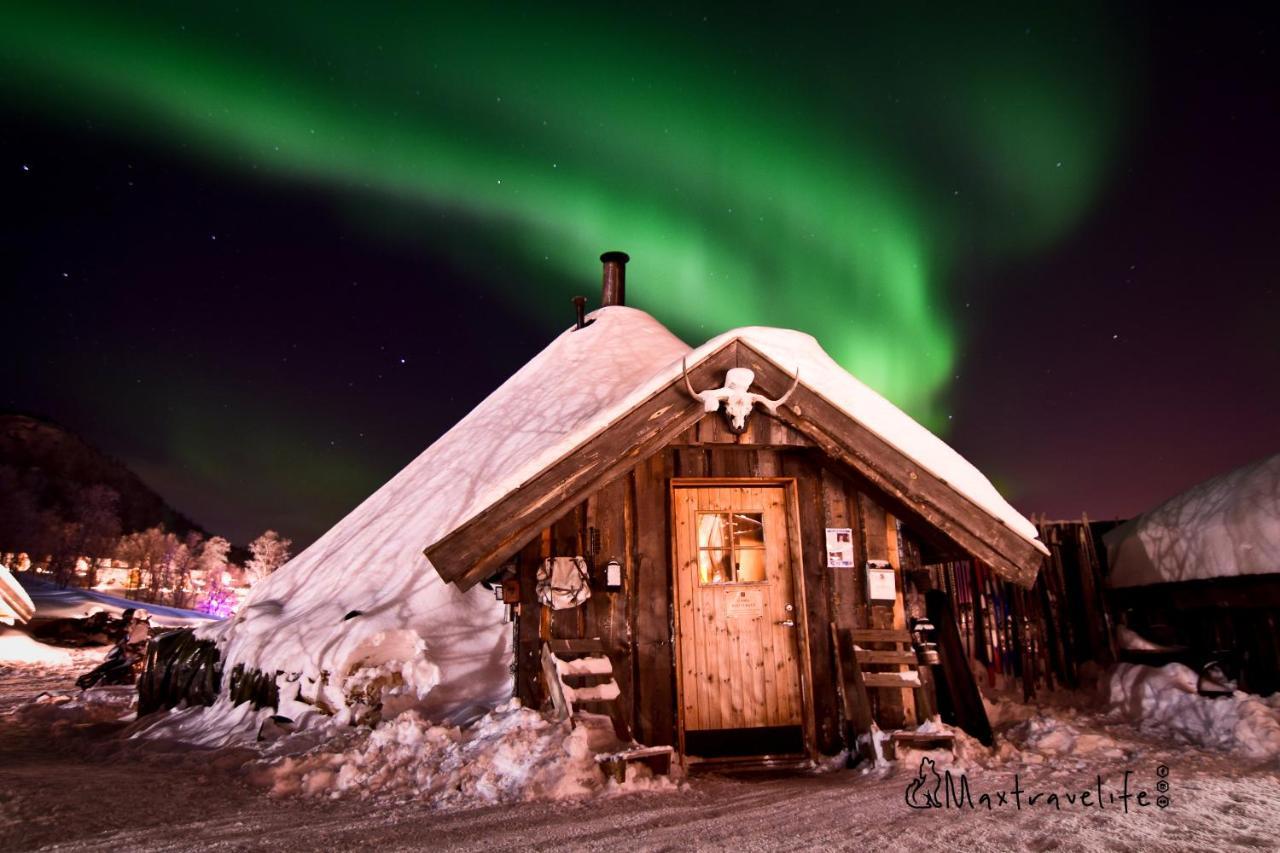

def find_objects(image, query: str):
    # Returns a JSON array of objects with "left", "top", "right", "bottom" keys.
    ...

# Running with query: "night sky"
[{"left": 4, "top": 5, "right": 1277, "bottom": 547}]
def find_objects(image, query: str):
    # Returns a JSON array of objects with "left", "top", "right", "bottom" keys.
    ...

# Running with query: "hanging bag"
[{"left": 536, "top": 556, "right": 591, "bottom": 610}]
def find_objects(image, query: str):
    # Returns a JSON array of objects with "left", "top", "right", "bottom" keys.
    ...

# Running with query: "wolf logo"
[{"left": 904, "top": 756, "right": 943, "bottom": 809}]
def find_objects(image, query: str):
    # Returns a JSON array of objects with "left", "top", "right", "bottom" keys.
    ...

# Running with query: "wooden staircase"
[
  {"left": 831, "top": 624, "right": 952, "bottom": 762},
  {"left": 541, "top": 638, "right": 674, "bottom": 781}
]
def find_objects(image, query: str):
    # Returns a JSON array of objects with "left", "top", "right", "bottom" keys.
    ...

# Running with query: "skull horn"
[
  {"left": 755, "top": 366, "right": 801, "bottom": 413},
  {"left": 681, "top": 357, "right": 701, "bottom": 402}
]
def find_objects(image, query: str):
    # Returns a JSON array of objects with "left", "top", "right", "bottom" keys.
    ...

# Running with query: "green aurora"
[{"left": 1, "top": 4, "right": 1131, "bottom": 426}]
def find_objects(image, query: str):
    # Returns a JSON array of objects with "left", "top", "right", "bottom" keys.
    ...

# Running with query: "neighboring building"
[{"left": 1105, "top": 453, "right": 1280, "bottom": 694}]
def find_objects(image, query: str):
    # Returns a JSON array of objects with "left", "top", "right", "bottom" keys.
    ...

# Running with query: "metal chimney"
[{"left": 600, "top": 251, "right": 629, "bottom": 307}]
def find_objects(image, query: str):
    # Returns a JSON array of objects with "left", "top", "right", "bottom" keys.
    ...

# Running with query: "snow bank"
[
  {"left": 1104, "top": 663, "right": 1280, "bottom": 761},
  {"left": 9, "top": 685, "right": 137, "bottom": 728},
  {"left": 247, "top": 701, "right": 671, "bottom": 805},
  {"left": 0, "top": 629, "right": 79, "bottom": 667},
  {"left": 20, "top": 578, "right": 216, "bottom": 627},
  {"left": 1003, "top": 713, "right": 1128, "bottom": 762},
  {"left": 1105, "top": 452, "right": 1280, "bottom": 588},
  {"left": 206, "top": 308, "right": 689, "bottom": 722}
]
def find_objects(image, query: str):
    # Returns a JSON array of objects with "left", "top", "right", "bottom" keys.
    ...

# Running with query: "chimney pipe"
[
  {"left": 571, "top": 295, "right": 588, "bottom": 330},
  {"left": 600, "top": 251, "right": 629, "bottom": 307}
]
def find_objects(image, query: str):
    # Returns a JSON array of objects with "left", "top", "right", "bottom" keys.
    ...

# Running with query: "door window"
[{"left": 696, "top": 511, "right": 766, "bottom": 584}]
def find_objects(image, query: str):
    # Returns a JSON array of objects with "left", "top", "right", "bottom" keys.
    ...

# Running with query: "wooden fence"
[{"left": 923, "top": 516, "right": 1122, "bottom": 700}]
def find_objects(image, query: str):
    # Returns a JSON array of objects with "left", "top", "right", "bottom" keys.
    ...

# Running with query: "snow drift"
[
  {"left": 1104, "top": 662, "right": 1280, "bottom": 761},
  {"left": 244, "top": 700, "right": 669, "bottom": 803}
]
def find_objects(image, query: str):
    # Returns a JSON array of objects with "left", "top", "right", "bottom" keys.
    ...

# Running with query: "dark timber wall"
[{"left": 511, "top": 412, "right": 937, "bottom": 755}]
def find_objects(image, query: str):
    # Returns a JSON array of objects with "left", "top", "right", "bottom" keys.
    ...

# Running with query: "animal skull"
[{"left": 682, "top": 359, "right": 800, "bottom": 433}]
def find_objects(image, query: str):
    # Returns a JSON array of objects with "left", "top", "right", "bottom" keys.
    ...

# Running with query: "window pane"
[
  {"left": 736, "top": 549, "right": 767, "bottom": 583},
  {"left": 697, "top": 513, "right": 731, "bottom": 550},
  {"left": 699, "top": 548, "right": 732, "bottom": 584},
  {"left": 732, "top": 513, "right": 765, "bottom": 548}
]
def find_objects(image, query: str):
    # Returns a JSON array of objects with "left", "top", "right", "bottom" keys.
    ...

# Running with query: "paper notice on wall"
[
  {"left": 867, "top": 564, "right": 897, "bottom": 601},
  {"left": 825, "top": 527, "right": 855, "bottom": 567},
  {"left": 725, "top": 589, "right": 764, "bottom": 619}
]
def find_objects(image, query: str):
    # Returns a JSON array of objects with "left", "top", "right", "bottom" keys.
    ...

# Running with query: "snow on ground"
[
  {"left": 245, "top": 701, "right": 672, "bottom": 803},
  {"left": 19, "top": 577, "right": 216, "bottom": 627},
  {"left": 3, "top": 643, "right": 1280, "bottom": 851}
]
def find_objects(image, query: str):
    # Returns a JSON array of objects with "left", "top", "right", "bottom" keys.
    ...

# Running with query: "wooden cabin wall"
[{"left": 512, "top": 412, "right": 925, "bottom": 754}]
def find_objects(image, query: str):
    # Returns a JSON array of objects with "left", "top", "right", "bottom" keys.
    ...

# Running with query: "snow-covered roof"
[
  {"left": 1104, "top": 453, "right": 1280, "bottom": 589},
  {"left": 208, "top": 307, "right": 689, "bottom": 717},
  {"left": 213, "top": 306, "right": 1044, "bottom": 717}
]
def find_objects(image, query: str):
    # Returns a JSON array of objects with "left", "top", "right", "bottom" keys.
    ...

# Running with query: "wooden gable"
[{"left": 426, "top": 339, "right": 1042, "bottom": 590}]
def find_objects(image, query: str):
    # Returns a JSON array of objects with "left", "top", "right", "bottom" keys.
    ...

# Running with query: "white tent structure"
[{"left": 1105, "top": 453, "right": 1280, "bottom": 589}]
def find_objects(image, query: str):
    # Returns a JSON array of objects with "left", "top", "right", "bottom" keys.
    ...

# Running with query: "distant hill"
[{"left": 0, "top": 413, "right": 204, "bottom": 539}]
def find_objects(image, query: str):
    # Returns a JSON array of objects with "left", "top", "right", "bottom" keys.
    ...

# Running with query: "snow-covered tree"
[
  {"left": 195, "top": 536, "right": 237, "bottom": 616},
  {"left": 244, "top": 530, "right": 292, "bottom": 586},
  {"left": 163, "top": 531, "right": 204, "bottom": 608}
]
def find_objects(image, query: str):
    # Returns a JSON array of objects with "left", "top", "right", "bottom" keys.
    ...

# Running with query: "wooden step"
[
  {"left": 565, "top": 680, "right": 621, "bottom": 703},
  {"left": 852, "top": 628, "right": 913, "bottom": 643},
  {"left": 855, "top": 650, "right": 919, "bottom": 665},
  {"left": 596, "top": 745, "right": 675, "bottom": 782},
  {"left": 862, "top": 671, "right": 922, "bottom": 688},
  {"left": 554, "top": 654, "right": 613, "bottom": 677},
  {"left": 547, "top": 638, "right": 606, "bottom": 654}
]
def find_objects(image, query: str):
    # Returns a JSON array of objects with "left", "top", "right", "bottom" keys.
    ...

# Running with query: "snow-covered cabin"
[
  {"left": 1105, "top": 453, "right": 1280, "bottom": 694},
  {"left": 186, "top": 253, "right": 1046, "bottom": 765}
]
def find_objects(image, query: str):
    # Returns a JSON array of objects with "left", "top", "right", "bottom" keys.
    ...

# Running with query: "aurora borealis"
[{"left": 5, "top": 5, "right": 1278, "bottom": 544}]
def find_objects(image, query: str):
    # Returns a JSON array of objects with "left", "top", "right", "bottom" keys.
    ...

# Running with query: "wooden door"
[{"left": 673, "top": 482, "right": 805, "bottom": 735}]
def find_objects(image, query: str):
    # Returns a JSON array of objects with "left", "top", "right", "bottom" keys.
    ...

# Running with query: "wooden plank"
[
  {"left": 862, "top": 672, "right": 922, "bottom": 688},
  {"left": 550, "top": 506, "right": 585, "bottom": 640},
  {"left": 851, "top": 628, "right": 913, "bottom": 643},
  {"left": 831, "top": 624, "right": 876, "bottom": 763},
  {"left": 926, "top": 588, "right": 994, "bottom": 745},
  {"left": 585, "top": 476, "right": 631, "bottom": 715},
  {"left": 547, "top": 638, "right": 606, "bottom": 653},
  {"left": 855, "top": 650, "right": 919, "bottom": 665},
  {"left": 885, "top": 511, "right": 916, "bottom": 726},
  {"left": 515, "top": 540, "right": 545, "bottom": 709},
  {"left": 675, "top": 485, "right": 701, "bottom": 730},
  {"left": 769, "top": 485, "right": 803, "bottom": 725},
  {"left": 821, "top": 468, "right": 858, "bottom": 637},
  {"left": 783, "top": 454, "right": 840, "bottom": 754},
  {"left": 634, "top": 451, "right": 675, "bottom": 746}
]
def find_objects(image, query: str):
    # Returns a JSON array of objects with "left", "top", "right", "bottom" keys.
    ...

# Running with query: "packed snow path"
[{"left": 3, "top": 654, "right": 1278, "bottom": 853}]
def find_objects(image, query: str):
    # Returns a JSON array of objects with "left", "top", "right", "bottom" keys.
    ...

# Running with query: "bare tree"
[
  {"left": 70, "top": 485, "right": 121, "bottom": 587},
  {"left": 167, "top": 531, "right": 204, "bottom": 608},
  {"left": 117, "top": 526, "right": 169, "bottom": 602},
  {"left": 244, "top": 530, "right": 292, "bottom": 586}
]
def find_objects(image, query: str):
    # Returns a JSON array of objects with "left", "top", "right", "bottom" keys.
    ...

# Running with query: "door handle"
[{"left": 776, "top": 619, "right": 795, "bottom": 628}]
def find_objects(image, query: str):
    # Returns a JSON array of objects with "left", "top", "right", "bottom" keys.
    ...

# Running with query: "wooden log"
[
  {"left": 631, "top": 450, "right": 675, "bottom": 746},
  {"left": 831, "top": 623, "right": 876, "bottom": 763},
  {"left": 784, "top": 453, "right": 841, "bottom": 754},
  {"left": 926, "top": 589, "right": 993, "bottom": 746}
]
